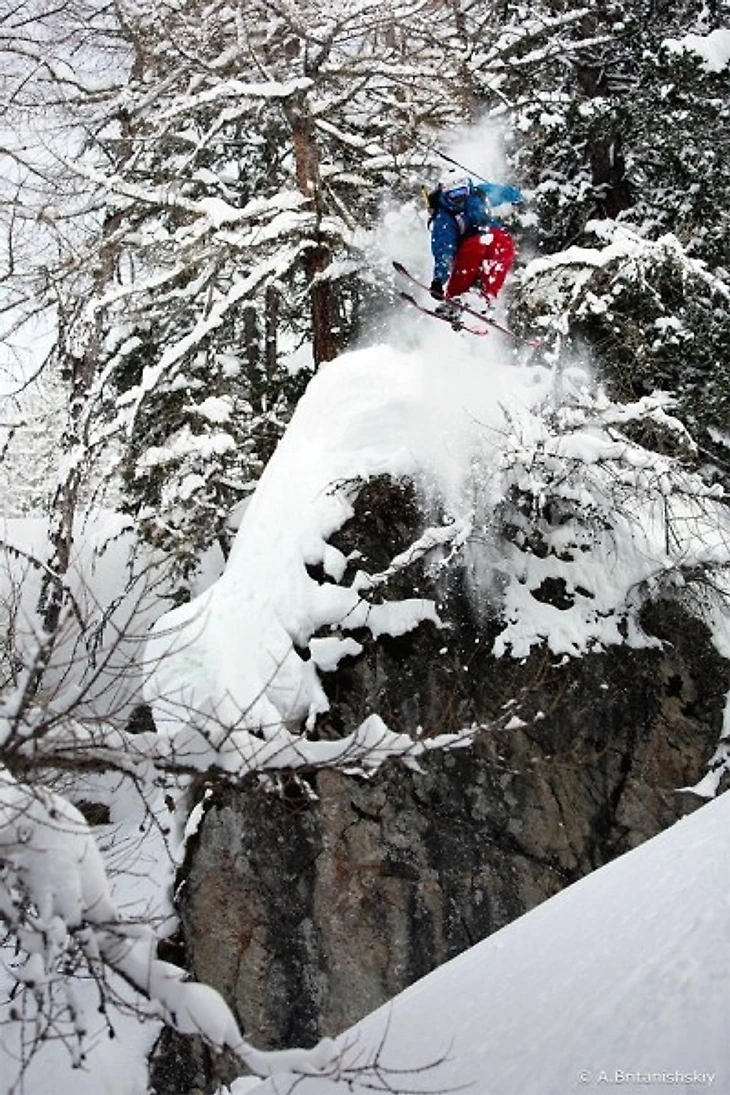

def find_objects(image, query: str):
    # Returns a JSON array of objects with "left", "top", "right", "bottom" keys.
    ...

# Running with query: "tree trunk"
[
  {"left": 264, "top": 283, "right": 279, "bottom": 387},
  {"left": 286, "top": 91, "right": 343, "bottom": 365},
  {"left": 37, "top": 204, "right": 123, "bottom": 673}
]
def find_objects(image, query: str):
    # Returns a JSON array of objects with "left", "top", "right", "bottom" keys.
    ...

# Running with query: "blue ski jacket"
[{"left": 430, "top": 180, "right": 523, "bottom": 284}]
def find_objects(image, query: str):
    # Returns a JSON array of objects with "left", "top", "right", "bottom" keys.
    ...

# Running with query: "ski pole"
[{"left": 412, "top": 136, "right": 490, "bottom": 183}]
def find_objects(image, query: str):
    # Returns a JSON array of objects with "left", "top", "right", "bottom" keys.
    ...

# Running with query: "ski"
[
  {"left": 399, "top": 292, "right": 491, "bottom": 336},
  {"left": 393, "top": 260, "right": 542, "bottom": 348}
]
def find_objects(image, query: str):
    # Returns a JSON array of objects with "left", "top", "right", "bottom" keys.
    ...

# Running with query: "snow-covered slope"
[{"left": 241, "top": 791, "right": 730, "bottom": 1095}]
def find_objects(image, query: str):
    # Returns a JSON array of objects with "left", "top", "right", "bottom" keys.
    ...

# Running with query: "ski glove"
[{"left": 503, "top": 186, "right": 524, "bottom": 205}]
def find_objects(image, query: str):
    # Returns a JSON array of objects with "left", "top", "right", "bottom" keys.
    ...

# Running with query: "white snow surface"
[
  {"left": 239, "top": 791, "right": 730, "bottom": 1095},
  {"left": 665, "top": 27, "right": 730, "bottom": 72}
]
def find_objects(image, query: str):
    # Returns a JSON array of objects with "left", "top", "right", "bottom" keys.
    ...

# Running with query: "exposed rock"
[{"left": 152, "top": 477, "right": 728, "bottom": 1093}]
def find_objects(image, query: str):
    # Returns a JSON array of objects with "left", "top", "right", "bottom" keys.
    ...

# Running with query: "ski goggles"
[{"left": 445, "top": 185, "right": 468, "bottom": 206}]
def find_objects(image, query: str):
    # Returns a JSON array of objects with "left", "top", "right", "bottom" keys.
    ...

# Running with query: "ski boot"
[{"left": 435, "top": 299, "right": 463, "bottom": 330}]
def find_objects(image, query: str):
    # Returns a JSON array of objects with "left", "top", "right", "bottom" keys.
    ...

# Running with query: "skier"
[{"left": 428, "top": 171, "right": 524, "bottom": 313}]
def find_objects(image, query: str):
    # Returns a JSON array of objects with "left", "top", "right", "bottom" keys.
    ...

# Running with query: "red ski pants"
[{"left": 445, "top": 228, "right": 516, "bottom": 300}]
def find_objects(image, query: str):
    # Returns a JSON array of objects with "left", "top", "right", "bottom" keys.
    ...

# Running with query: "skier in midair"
[{"left": 428, "top": 171, "right": 524, "bottom": 315}]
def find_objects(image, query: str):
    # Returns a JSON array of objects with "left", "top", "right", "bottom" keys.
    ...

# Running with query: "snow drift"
[{"left": 236, "top": 790, "right": 730, "bottom": 1095}]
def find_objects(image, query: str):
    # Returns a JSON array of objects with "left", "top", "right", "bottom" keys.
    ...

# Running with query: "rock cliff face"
[{"left": 152, "top": 477, "right": 728, "bottom": 1092}]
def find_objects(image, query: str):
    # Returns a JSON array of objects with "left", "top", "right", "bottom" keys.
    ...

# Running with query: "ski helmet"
[{"left": 440, "top": 171, "right": 469, "bottom": 210}]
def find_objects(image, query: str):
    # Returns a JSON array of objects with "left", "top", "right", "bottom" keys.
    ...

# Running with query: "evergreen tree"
[
  {"left": 510, "top": 0, "right": 730, "bottom": 481},
  {"left": 83, "top": 0, "right": 450, "bottom": 586}
]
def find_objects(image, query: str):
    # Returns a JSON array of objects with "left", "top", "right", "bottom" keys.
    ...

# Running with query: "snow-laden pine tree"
[{"left": 509, "top": 0, "right": 730, "bottom": 484}]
